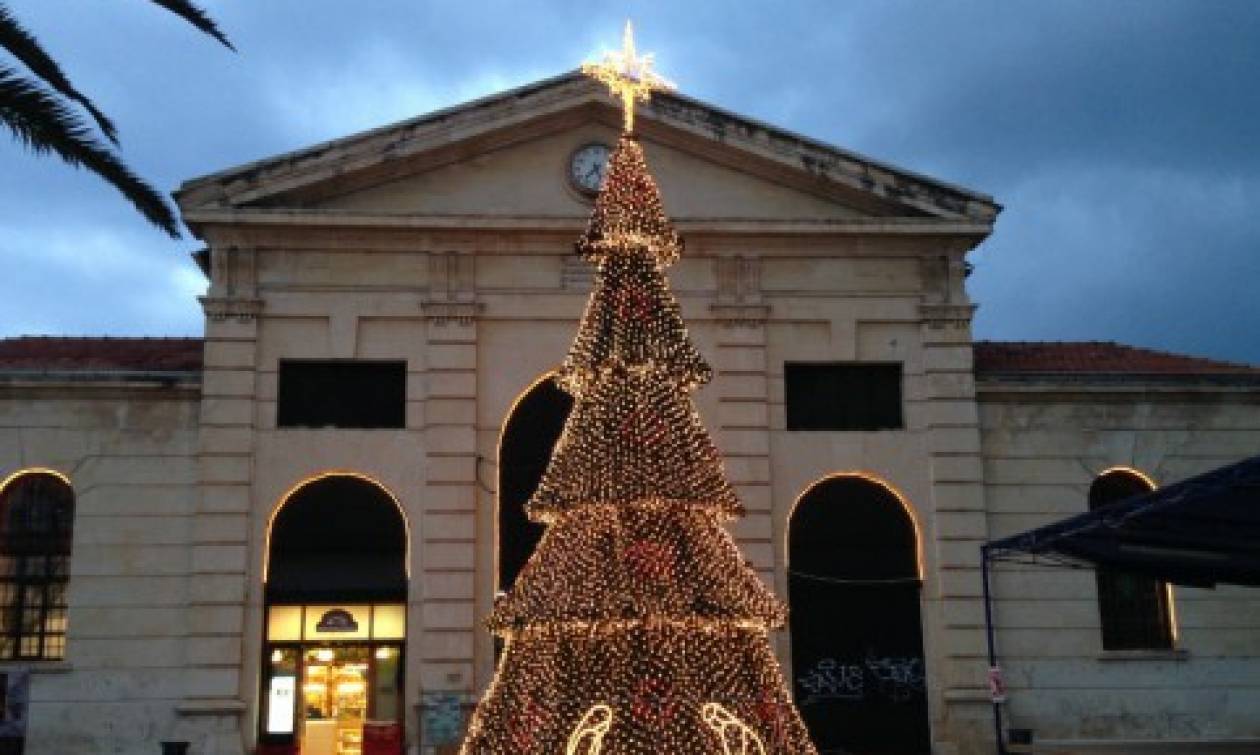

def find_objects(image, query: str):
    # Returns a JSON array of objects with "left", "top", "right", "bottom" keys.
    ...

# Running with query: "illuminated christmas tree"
[{"left": 460, "top": 23, "right": 817, "bottom": 755}]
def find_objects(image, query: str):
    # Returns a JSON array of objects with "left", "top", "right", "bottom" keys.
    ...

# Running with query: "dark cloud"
[{"left": 2, "top": 1, "right": 1257, "bottom": 362}]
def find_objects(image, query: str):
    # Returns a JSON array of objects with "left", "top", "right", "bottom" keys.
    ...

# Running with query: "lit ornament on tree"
[
  {"left": 566, "top": 704, "right": 613, "bottom": 755},
  {"left": 459, "top": 21, "right": 818, "bottom": 754}
]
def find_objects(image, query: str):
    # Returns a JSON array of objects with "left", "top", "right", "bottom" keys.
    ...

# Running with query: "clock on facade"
[{"left": 568, "top": 142, "right": 611, "bottom": 197}]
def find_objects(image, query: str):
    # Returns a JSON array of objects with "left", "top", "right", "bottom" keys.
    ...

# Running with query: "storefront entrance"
[
  {"left": 262, "top": 605, "right": 404, "bottom": 755},
  {"left": 261, "top": 475, "right": 409, "bottom": 755}
]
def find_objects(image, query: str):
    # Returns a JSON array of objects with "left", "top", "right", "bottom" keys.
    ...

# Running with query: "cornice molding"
[
  {"left": 184, "top": 208, "right": 994, "bottom": 238},
  {"left": 709, "top": 303, "right": 771, "bottom": 327},
  {"left": 420, "top": 300, "right": 484, "bottom": 326},
  {"left": 199, "top": 296, "right": 263, "bottom": 322},
  {"left": 920, "top": 302, "right": 978, "bottom": 330}
]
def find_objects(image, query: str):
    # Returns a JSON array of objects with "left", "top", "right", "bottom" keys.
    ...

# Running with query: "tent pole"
[{"left": 981, "top": 545, "right": 1007, "bottom": 755}]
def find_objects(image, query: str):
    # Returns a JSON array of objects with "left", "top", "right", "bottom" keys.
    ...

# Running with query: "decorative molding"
[
  {"left": 919, "top": 303, "right": 976, "bottom": 330},
  {"left": 0, "top": 661, "right": 73, "bottom": 675},
  {"left": 175, "top": 698, "right": 247, "bottom": 717},
  {"left": 1097, "top": 648, "right": 1189, "bottom": 662},
  {"left": 421, "top": 300, "right": 484, "bottom": 326},
  {"left": 709, "top": 303, "right": 771, "bottom": 328},
  {"left": 199, "top": 296, "right": 263, "bottom": 322},
  {"left": 715, "top": 256, "right": 762, "bottom": 304},
  {"left": 942, "top": 687, "right": 991, "bottom": 704}
]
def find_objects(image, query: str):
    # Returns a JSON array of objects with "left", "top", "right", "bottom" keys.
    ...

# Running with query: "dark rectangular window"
[
  {"left": 1095, "top": 571, "right": 1174, "bottom": 651},
  {"left": 785, "top": 362, "right": 903, "bottom": 431},
  {"left": 277, "top": 360, "right": 406, "bottom": 429}
]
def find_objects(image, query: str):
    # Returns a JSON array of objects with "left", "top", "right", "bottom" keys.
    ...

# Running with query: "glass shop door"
[{"left": 261, "top": 642, "right": 403, "bottom": 755}]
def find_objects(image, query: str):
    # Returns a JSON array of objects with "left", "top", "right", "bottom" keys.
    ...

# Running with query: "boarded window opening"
[
  {"left": 277, "top": 360, "right": 406, "bottom": 429},
  {"left": 785, "top": 362, "right": 903, "bottom": 431}
]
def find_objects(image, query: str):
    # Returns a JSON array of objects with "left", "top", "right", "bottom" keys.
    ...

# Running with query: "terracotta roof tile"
[
  {"left": 0, "top": 337, "right": 203, "bottom": 372},
  {"left": 974, "top": 341, "right": 1260, "bottom": 376}
]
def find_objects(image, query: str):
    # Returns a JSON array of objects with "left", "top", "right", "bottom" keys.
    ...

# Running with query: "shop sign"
[
  {"left": 315, "top": 609, "right": 359, "bottom": 633},
  {"left": 266, "top": 676, "right": 295, "bottom": 734}
]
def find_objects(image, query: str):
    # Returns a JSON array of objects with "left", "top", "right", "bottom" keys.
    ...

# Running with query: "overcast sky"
[{"left": 2, "top": 1, "right": 1258, "bottom": 363}]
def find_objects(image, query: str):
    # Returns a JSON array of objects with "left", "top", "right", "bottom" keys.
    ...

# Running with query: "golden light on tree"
[{"left": 460, "top": 25, "right": 817, "bottom": 753}]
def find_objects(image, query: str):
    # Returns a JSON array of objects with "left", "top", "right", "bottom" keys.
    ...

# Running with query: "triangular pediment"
[
  {"left": 176, "top": 72, "right": 999, "bottom": 227},
  {"left": 307, "top": 123, "right": 873, "bottom": 221}
]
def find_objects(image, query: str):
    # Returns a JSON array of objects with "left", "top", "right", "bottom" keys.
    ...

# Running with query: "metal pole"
[{"left": 981, "top": 546, "right": 1007, "bottom": 755}]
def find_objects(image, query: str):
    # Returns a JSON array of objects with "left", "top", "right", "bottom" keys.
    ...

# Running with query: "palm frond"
[
  {"left": 0, "top": 3, "right": 118, "bottom": 142},
  {"left": 148, "top": 0, "right": 235, "bottom": 50},
  {"left": 0, "top": 66, "right": 181, "bottom": 238}
]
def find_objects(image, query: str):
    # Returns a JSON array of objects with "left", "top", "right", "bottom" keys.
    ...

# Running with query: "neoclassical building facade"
[{"left": 0, "top": 73, "right": 1257, "bottom": 755}]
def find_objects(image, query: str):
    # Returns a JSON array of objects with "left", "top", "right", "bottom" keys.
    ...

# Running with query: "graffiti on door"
[{"left": 797, "top": 654, "right": 924, "bottom": 705}]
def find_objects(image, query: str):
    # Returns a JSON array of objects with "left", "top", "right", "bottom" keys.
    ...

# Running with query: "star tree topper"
[{"left": 582, "top": 20, "right": 675, "bottom": 133}]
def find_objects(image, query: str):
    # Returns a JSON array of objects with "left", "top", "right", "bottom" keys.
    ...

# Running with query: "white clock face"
[{"left": 569, "top": 143, "right": 611, "bottom": 196}]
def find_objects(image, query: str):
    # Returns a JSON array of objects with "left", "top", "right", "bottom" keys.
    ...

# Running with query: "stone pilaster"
[
  {"left": 919, "top": 293, "right": 993, "bottom": 749},
  {"left": 178, "top": 245, "right": 261, "bottom": 755},
  {"left": 711, "top": 257, "right": 774, "bottom": 585},
  {"left": 419, "top": 252, "right": 481, "bottom": 713}
]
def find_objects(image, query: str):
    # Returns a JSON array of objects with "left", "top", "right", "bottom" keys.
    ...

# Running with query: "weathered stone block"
[
  {"left": 420, "top": 630, "right": 474, "bottom": 660},
  {"left": 199, "top": 455, "right": 253, "bottom": 485},
  {"left": 428, "top": 370, "right": 476, "bottom": 399},
  {"left": 425, "top": 601, "right": 475, "bottom": 630},
  {"left": 186, "top": 635, "right": 243, "bottom": 666},
  {"left": 424, "top": 512, "right": 475, "bottom": 541},
  {"left": 422, "top": 542, "right": 475, "bottom": 570},
  {"left": 426, "top": 454, "right": 476, "bottom": 483},
  {"left": 426, "top": 398, "right": 476, "bottom": 426}
]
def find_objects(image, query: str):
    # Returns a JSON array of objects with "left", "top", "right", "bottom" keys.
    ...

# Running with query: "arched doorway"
[
  {"left": 788, "top": 474, "right": 929, "bottom": 754},
  {"left": 497, "top": 375, "right": 573, "bottom": 591},
  {"left": 260, "top": 474, "right": 409, "bottom": 755}
]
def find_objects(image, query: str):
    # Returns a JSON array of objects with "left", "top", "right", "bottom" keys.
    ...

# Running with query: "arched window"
[
  {"left": 497, "top": 375, "right": 572, "bottom": 591},
  {"left": 0, "top": 471, "right": 75, "bottom": 660},
  {"left": 1090, "top": 469, "right": 1174, "bottom": 650},
  {"left": 266, "top": 474, "right": 408, "bottom": 602}
]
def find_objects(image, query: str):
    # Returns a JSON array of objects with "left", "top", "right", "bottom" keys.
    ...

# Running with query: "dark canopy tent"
[
  {"left": 979, "top": 454, "right": 1260, "bottom": 754},
  {"left": 985, "top": 453, "right": 1260, "bottom": 588}
]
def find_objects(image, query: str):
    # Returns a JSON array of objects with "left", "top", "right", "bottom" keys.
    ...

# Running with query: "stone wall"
[
  {"left": 0, "top": 379, "right": 200, "bottom": 754},
  {"left": 978, "top": 381, "right": 1260, "bottom": 748}
]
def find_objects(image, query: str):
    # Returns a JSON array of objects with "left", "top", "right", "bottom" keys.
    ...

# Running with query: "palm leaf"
[
  {"left": 0, "top": 3, "right": 118, "bottom": 142},
  {"left": 0, "top": 66, "right": 181, "bottom": 238},
  {"left": 148, "top": 0, "right": 235, "bottom": 50}
]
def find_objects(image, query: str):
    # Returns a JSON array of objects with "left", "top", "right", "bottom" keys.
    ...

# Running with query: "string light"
[
  {"left": 574, "top": 135, "right": 684, "bottom": 269},
  {"left": 460, "top": 27, "right": 817, "bottom": 754}
]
